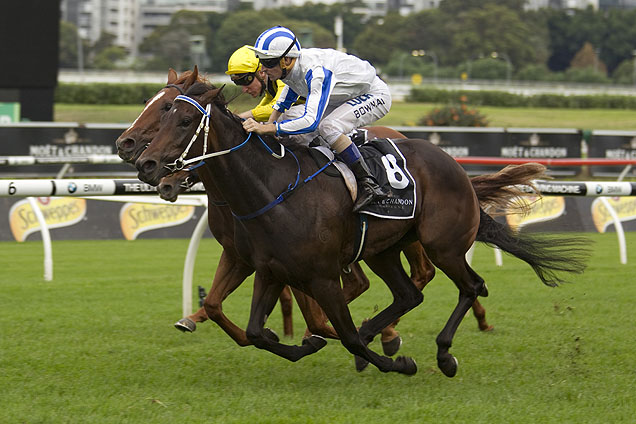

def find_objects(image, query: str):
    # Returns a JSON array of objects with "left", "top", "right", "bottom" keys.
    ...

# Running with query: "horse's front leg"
[
  {"left": 308, "top": 276, "right": 417, "bottom": 375},
  {"left": 175, "top": 249, "right": 255, "bottom": 345},
  {"left": 279, "top": 286, "right": 294, "bottom": 337},
  {"left": 246, "top": 272, "right": 327, "bottom": 362}
]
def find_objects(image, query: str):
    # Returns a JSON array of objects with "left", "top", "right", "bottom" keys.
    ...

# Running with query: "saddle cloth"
[
  {"left": 311, "top": 138, "right": 416, "bottom": 220},
  {"left": 358, "top": 138, "right": 416, "bottom": 219}
]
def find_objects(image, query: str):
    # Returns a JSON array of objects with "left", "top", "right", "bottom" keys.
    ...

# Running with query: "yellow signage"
[
  {"left": 411, "top": 73, "right": 423, "bottom": 85},
  {"left": 591, "top": 197, "right": 636, "bottom": 233},
  {"left": 119, "top": 203, "right": 195, "bottom": 240},
  {"left": 506, "top": 196, "right": 565, "bottom": 231},
  {"left": 9, "top": 197, "right": 86, "bottom": 242}
]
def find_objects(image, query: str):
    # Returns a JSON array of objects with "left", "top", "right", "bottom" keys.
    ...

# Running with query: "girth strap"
[{"left": 349, "top": 214, "right": 368, "bottom": 265}]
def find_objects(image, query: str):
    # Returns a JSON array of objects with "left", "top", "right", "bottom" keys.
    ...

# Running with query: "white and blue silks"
[{"left": 273, "top": 48, "right": 391, "bottom": 146}]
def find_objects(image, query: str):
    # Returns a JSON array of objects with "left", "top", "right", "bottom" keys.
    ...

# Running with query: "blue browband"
[{"left": 175, "top": 95, "right": 209, "bottom": 116}]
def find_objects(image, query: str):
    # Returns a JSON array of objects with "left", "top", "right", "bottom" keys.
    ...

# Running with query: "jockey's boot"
[
  {"left": 335, "top": 134, "right": 390, "bottom": 212},
  {"left": 349, "top": 155, "right": 389, "bottom": 212}
]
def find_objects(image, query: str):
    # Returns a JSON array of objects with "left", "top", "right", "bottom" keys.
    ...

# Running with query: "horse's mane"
[{"left": 184, "top": 82, "right": 245, "bottom": 128}]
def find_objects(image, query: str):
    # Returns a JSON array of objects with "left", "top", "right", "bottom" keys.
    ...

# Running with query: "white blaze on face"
[{"left": 127, "top": 91, "right": 166, "bottom": 130}]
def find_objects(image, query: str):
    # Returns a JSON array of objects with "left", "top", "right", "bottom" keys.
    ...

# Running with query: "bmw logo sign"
[
  {"left": 68, "top": 182, "right": 78, "bottom": 193},
  {"left": 596, "top": 185, "right": 602, "bottom": 194}
]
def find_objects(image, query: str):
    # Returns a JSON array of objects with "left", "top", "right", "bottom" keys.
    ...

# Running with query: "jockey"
[
  {"left": 226, "top": 45, "right": 287, "bottom": 122},
  {"left": 242, "top": 26, "right": 391, "bottom": 212}
]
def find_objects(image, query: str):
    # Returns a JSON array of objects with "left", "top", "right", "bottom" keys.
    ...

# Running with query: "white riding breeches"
[
  {"left": 318, "top": 78, "right": 392, "bottom": 146},
  {"left": 279, "top": 78, "right": 392, "bottom": 147}
]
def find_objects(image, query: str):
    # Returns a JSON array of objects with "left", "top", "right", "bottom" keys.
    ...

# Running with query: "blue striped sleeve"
[
  {"left": 274, "top": 86, "right": 299, "bottom": 112},
  {"left": 277, "top": 67, "right": 333, "bottom": 135}
]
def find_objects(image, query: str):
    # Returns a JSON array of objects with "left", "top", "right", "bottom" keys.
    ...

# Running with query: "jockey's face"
[
  {"left": 242, "top": 73, "right": 264, "bottom": 98},
  {"left": 261, "top": 62, "right": 283, "bottom": 81}
]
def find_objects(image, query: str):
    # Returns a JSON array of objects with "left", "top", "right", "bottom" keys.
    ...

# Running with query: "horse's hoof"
[
  {"left": 354, "top": 355, "right": 370, "bottom": 372},
  {"left": 302, "top": 335, "right": 327, "bottom": 352},
  {"left": 174, "top": 318, "right": 196, "bottom": 333},
  {"left": 382, "top": 336, "right": 402, "bottom": 356},
  {"left": 393, "top": 356, "right": 417, "bottom": 375},
  {"left": 438, "top": 355, "right": 459, "bottom": 378},
  {"left": 263, "top": 328, "right": 280, "bottom": 343},
  {"left": 479, "top": 324, "right": 494, "bottom": 332}
]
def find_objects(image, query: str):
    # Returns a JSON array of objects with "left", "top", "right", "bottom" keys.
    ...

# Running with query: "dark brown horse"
[
  {"left": 116, "top": 68, "right": 519, "bottom": 345},
  {"left": 134, "top": 81, "right": 589, "bottom": 376},
  {"left": 116, "top": 69, "right": 425, "bottom": 350}
]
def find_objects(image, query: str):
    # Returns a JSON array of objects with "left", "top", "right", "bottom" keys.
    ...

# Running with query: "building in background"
[
  {"left": 61, "top": 0, "right": 634, "bottom": 62},
  {"left": 61, "top": 0, "right": 140, "bottom": 55},
  {"left": 598, "top": 0, "right": 636, "bottom": 9}
]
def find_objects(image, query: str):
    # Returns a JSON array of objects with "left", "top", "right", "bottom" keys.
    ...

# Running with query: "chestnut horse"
[{"left": 134, "top": 80, "right": 589, "bottom": 376}]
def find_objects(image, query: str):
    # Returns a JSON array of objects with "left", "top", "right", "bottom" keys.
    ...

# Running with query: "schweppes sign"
[
  {"left": 591, "top": 197, "right": 636, "bottom": 233},
  {"left": 506, "top": 196, "right": 566, "bottom": 231},
  {"left": 120, "top": 203, "right": 195, "bottom": 240},
  {"left": 9, "top": 197, "right": 86, "bottom": 242}
]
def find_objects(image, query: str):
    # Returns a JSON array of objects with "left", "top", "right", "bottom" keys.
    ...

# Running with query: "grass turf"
[{"left": 1, "top": 233, "right": 635, "bottom": 423}]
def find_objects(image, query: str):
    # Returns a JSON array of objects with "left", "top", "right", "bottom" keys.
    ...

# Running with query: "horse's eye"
[
  {"left": 162, "top": 102, "right": 173, "bottom": 112},
  {"left": 179, "top": 117, "right": 193, "bottom": 127}
]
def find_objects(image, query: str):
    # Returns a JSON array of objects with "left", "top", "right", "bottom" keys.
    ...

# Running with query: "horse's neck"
[{"left": 203, "top": 110, "right": 292, "bottom": 217}]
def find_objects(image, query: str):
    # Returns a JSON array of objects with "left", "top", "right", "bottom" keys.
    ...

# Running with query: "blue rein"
[{"left": 174, "top": 94, "right": 331, "bottom": 221}]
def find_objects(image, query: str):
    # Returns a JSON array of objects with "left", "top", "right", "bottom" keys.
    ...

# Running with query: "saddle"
[{"left": 308, "top": 137, "right": 416, "bottom": 220}]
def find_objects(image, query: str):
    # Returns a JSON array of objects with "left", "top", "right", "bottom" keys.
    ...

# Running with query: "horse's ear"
[
  {"left": 167, "top": 68, "right": 178, "bottom": 84},
  {"left": 184, "top": 66, "right": 199, "bottom": 90},
  {"left": 201, "top": 86, "right": 223, "bottom": 103}
]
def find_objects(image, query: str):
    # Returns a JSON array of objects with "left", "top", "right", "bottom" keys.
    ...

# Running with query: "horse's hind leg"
[
  {"left": 431, "top": 256, "right": 486, "bottom": 377},
  {"left": 375, "top": 243, "right": 435, "bottom": 354},
  {"left": 357, "top": 248, "right": 424, "bottom": 348}
]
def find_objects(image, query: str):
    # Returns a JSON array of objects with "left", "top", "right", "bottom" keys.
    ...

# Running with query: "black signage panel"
[
  {"left": 505, "top": 128, "right": 582, "bottom": 176},
  {"left": 588, "top": 130, "right": 636, "bottom": 178},
  {"left": 0, "top": 123, "right": 135, "bottom": 177},
  {"left": 396, "top": 126, "right": 507, "bottom": 174},
  {"left": 396, "top": 127, "right": 582, "bottom": 176}
]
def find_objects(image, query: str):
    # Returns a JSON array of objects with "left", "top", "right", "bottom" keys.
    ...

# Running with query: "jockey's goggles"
[
  {"left": 258, "top": 36, "right": 297, "bottom": 69},
  {"left": 230, "top": 73, "right": 255, "bottom": 86}
]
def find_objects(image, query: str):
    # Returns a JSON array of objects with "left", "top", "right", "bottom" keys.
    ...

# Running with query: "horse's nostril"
[
  {"left": 118, "top": 138, "right": 135, "bottom": 151},
  {"left": 141, "top": 160, "right": 157, "bottom": 173},
  {"left": 159, "top": 184, "right": 173, "bottom": 195}
]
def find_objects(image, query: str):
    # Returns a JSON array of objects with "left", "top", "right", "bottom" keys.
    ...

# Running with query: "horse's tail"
[
  {"left": 470, "top": 163, "right": 546, "bottom": 215},
  {"left": 475, "top": 209, "right": 591, "bottom": 287}
]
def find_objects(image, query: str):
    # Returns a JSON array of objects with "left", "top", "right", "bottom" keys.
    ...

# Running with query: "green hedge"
[
  {"left": 408, "top": 87, "right": 636, "bottom": 109},
  {"left": 56, "top": 83, "right": 636, "bottom": 109},
  {"left": 55, "top": 82, "right": 243, "bottom": 105}
]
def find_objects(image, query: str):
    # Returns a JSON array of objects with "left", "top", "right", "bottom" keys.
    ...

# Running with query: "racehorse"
[
  {"left": 116, "top": 68, "right": 432, "bottom": 351},
  {"left": 134, "top": 79, "right": 589, "bottom": 376},
  {"left": 116, "top": 68, "right": 543, "bottom": 350}
]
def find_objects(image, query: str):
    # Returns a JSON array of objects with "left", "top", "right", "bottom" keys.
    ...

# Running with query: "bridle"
[
  {"left": 159, "top": 92, "right": 336, "bottom": 220},
  {"left": 163, "top": 94, "right": 286, "bottom": 174}
]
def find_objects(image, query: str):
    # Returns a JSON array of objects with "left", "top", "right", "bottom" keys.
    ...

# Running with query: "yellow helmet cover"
[{"left": 226, "top": 45, "right": 260, "bottom": 75}]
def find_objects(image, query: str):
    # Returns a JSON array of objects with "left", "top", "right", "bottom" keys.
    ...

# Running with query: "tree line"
[{"left": 59, "top": 0, "right": 636, "bottom": 84}]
